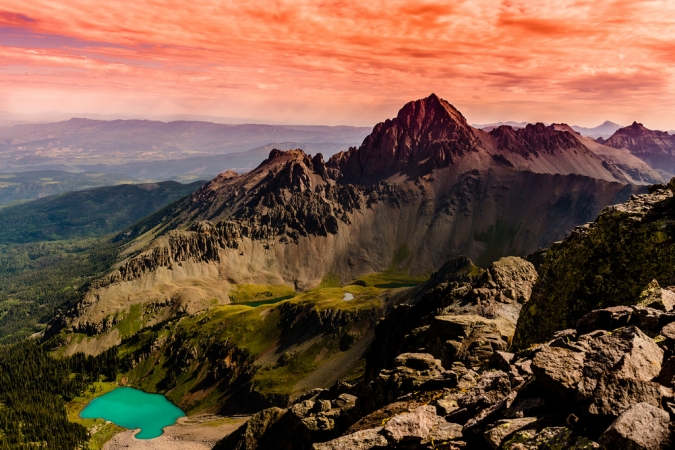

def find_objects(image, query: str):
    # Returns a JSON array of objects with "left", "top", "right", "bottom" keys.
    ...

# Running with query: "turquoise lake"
[{"left": 80, "top": 387, "right": 185, "bottom": 439}]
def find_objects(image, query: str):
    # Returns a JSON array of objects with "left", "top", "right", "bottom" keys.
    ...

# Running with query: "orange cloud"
[{"left": 0, "top": 0, "right": 673, "bottom": 129}]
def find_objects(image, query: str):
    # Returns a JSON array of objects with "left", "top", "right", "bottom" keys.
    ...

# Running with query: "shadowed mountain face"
[
  {"left": 603, "top": 121, "right": 675, "bottom": 176},
  {"left": 55, "top": 95, "right": 653, "bottom": 346}
]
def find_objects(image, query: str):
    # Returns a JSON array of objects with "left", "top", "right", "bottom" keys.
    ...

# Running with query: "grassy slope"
[
  {"left": 86, "top": 271, "right": 429, "bottom": 415},
  {"left": 0, "top": 180, "right": 204, "bottom": 243}
]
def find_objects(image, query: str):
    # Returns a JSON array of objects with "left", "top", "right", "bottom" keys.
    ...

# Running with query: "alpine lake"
[{"left": 80, "top": 387, "right": 185, "bottom": 439}]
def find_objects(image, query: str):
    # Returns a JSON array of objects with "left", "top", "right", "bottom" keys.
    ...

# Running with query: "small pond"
[{"left": 80, "top": 387, "right": 185, "bottom": 439}]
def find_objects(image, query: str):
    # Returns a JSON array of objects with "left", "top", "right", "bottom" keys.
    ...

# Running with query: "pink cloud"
[{"left": 0, "top": 0, "right": 672, "bottom": 128}]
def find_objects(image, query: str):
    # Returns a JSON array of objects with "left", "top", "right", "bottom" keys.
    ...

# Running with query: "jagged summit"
[
  {"left": 487, "top": 122, "right": 582, "bottom": 158},
  {"left": 329, "top": 94, "right": 481, "bottom": 183}
]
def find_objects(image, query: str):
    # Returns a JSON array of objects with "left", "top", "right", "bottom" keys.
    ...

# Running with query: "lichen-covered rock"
[
  {"left": 599, "top": 402, "right": 671, "bottom": 450},
  {"left": 503, "top": 427, "right": 600, "bottom": 450},
  {"left": 457, "top": 371, "right": 512, "bottom": 414},
  {"left": 576, "top": 306, "right": 634, "bottom": 335},
  {"left": 484, "top": 417, "right": 538, "bottom": 449},
  {"left": 578, "top": 326, "right": 663, "bottom": 392},
  {"left": 514, "top": 187, "right": 675, "bottom": 349},
  {"left": 483, "top": 256, "right": 538, "bottom": 304},
  {"left": 427, "top": 314, "right": 511, "bottom": 367},
  {"left": 583, "top": 374, "right": 671, "bottom": 417},
  {"left": 638, "top": 279, "right": 675, "bottom": 311}
]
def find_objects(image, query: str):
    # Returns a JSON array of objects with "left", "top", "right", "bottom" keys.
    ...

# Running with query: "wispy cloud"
[{"left": 0, "top": 0, "right": 673, "bottom": 127}]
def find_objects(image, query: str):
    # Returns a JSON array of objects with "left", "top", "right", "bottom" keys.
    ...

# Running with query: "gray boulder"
[{"left": 599, "top": 402, "right": 671, "bottom": 450}]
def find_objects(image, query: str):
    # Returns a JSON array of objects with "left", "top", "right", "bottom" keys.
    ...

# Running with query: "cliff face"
[
  {"left": 514, "top": 181, "right": 675, "bottom": 348},
  {"left": 604, "top": 122, "right": 675, "bottom": 175}
]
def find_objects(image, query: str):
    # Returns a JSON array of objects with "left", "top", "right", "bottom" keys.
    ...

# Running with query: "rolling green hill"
[{"left": 0, "top": 180, "right": 204, "bottom": 243}]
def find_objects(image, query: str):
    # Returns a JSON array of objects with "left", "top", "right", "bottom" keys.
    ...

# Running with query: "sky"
[{"left": 0, "top": 0, "right": 674, "bottom": 128}]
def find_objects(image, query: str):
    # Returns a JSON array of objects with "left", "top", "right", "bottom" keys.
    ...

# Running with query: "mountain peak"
[
  {"left": 395, "top": 93, "right": 467, "bottom": 128},
  {"left": 330, "top": 94, "right": 480, "bottom": 183}
]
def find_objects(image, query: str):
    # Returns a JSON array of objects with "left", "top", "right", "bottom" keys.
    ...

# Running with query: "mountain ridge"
[{"left": 50, "top": 94, "right": 653, "bottom": 356}]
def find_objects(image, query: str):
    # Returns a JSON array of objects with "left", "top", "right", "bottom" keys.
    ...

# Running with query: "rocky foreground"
[{"left": 214, "top": 183, "right": 675, "bottom": 449}]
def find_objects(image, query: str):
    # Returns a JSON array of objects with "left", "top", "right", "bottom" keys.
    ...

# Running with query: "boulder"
[
  {"left": 457, "top": 370, "right": 512, "bottom": 413},
  {"left": 394, "top": 352, "right": 444, "bottom": 372},
  {"left": 427, "top": 314, "right": 511, "bottom": 367},
  {"left": 582, "top": 327, "right": 663, "bottom": 388},
  {"left": 576, "top": 306, "right": 633, "bottom": 335},
  {"left": 502, "top": 427, "right": 600, "bottom": 449},
  {"left": 312, "top": 427, "right": 388, "bottom": 450},
  {"left": 584, "top": 374, "right": 672, "bottom": 417},
  {"left": 638, "top": 279, "right": 675, "bottom": 312},
  {"left": 425, "top": 420, "right": 463, "bottom": 442},
  {"left": 599, "top": 402, "right": 671, "bottom": 450},
  {"left": 577, "top": 327, "right": 666, "bottom": 415},
  {"left": 485, "top": 256, "right": 538, "bottom": 304},
  {"left": 381, "top": 405, "right": 439, "bottom": 443},
  {"left": 372, "top": 353, "right": 448, "bottom": 405},
  {"left": 489, "top": 350, "right": 516, "bottom": 371},
  {"left": 531, "top": 346, "right": 585, "bottom": 397},
  {"left": 484, "top": 417, "right": 538, "bottom": 449},
  {"left": 661, "top": 322, "right": 675, "bottom": 344}
]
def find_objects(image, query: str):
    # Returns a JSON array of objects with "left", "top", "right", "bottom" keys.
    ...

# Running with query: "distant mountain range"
[
  {"left": 0, "top": 118, "right": 370, "bottom": 178},
  {"left": 601, "top": 121, "right": 675, "bottom": 177}
]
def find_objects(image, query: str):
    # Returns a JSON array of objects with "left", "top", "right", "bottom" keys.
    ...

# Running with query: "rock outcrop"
[
  {"left": 514, "top": 184, "right": 675, "bottom": 348},
  {"left": 217, "top": 301, "right": 675, "bottom": 450}
]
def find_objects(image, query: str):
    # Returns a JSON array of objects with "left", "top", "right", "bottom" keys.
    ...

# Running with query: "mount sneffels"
[{"left": 56, "top": 94, "right": 654, "bottom": 352}]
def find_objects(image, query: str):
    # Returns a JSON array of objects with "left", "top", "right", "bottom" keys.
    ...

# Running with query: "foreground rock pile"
[
  {"left": 218, "top": 303, "right": 675, "bottom": 449},
  {"left": 215, "top": 260, "right": 675, "bottom": 449},
  {"left": 215, "top": 183, "right": 675, "bottom": 450}
]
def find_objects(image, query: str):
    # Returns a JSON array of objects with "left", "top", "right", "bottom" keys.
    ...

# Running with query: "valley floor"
[{"left": 103, "top": 414, "right": 248, "bottom": 450}]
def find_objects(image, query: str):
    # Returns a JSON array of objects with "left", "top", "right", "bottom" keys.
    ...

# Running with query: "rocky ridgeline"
[
  {"left": 214, "top": 256, "right": 543, "bottom": 449},
  {"left": 96, "top": 170, "right": 419, "bottom": 290}
]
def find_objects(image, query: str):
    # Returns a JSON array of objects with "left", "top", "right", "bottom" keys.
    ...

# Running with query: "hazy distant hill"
[
  {"left": 75, "top": 141, "right": 354, "bottom": 181},
  {"left": 0, "top": 118, "right": 370, "bottom": 176},
  {"left": 0, "top": 170, "right": 137, "bottom": 205},
  {"left": 571, "top": 120, "right": 621, "bottom": 139}
]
